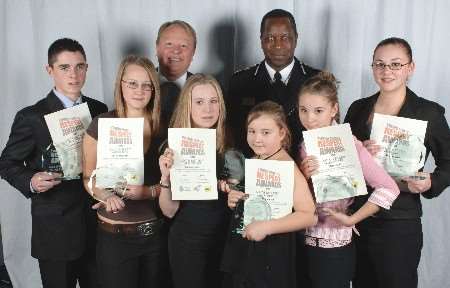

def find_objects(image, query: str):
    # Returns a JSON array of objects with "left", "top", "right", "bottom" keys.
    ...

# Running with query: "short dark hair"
[
  {"left": 260, "top": 9, "right": 298, "bottom": 37},
  {"left": 48, "top": 38, "right": 86, "bottom": 66},
  {"left": 373, "top": 37, "right": 413, "bottom": 62}
]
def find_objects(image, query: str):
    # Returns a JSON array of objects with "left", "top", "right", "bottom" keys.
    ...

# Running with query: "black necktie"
[
  {"left": 274, "top": 71, "right": 283, "bottom": 85},
  {"left": 272, "top": 71, "right": 286, "bottom": 103}
]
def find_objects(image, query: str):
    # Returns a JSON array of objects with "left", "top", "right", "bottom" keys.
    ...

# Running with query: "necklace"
[{"left": 258, "top": 147, "right": 282, "bottom": 160}]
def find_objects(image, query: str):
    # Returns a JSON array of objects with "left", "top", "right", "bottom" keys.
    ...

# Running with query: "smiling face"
[
  {"left": 46, "top": 51, "right": 87, "bottom": 101},
  {"left": 372, "top": 44, "right": 415, "bottom": 94},
  {"left": 157, "top": 24, "right": 195, "bottom": 81},
  {"left": 121, "top": 64, "right": 153, "bottom": 112},
  {"left": 190, "top": 83, "right": 220, "bottom": 128},
  {"left": 260, "top": 17, "right": 297, "bottom": 71},
  {"left": 247, "top": 115, "right": 286, "bottom": 158},
  {"left": 298, "top": 92, "right": 338, "bottom": 130}
]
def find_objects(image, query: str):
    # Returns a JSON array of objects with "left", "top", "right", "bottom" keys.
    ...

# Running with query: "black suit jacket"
[
  {"left": 345, "top": 87, "right": 450, "bottom": 219},
  {"left": 0, "top": 90, "right": 107, "bottom": 260},
  {"left": 227, "top": 58, "right": 319, "bottom": 156},
  {"left": 160, "top": 71, "right": 193, "bottom": 129}
]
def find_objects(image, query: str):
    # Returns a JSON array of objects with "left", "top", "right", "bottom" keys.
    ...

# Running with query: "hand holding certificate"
[
  {"left": 44, "top": 103, "right": 92, "bottom": 180},
  {"left": 168, "top": 128, "right": 218, "bottom": 200},
  {"left": 244, "top": 159, "right": 294, "bottom": 226},
  {"left": 94, "top": 118, "right": 144, "bottom": 195},
  {"left": 303, "top": 123, "right": 367, "bottom": 203},
  {"left": 370, "top": 113, "right": 427, "bottom": 178}
]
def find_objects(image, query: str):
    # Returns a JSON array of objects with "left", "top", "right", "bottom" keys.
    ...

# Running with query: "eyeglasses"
[
  {"left": 121, "top": 80, "right": 154, "bottom": 92},
  {"left": 371, "top": 62, "right": 410, "bottom": 71}
]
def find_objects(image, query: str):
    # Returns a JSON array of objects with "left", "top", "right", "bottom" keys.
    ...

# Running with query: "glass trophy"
[
  {"left": 243, "top": 194, "right": 271, "bottom": 226},
  {"left": 94, "top": 166, "right": 129, "bottom": 197},
  {"left": 220, "top": 150, "right": 246, "bottom": 235},
  {"left": 385, "top": 135, "right": 426, "bottom": 177},
  {"left": 41, "top": 143, "right": 80, "bottom": 180},
  {"left": 315, "top": 175, "right": 356, "bottom": 203}
]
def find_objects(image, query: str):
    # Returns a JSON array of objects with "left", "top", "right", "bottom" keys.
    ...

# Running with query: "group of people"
[{"left": 0, "top": 8, "right": 449, "bottom": 288}]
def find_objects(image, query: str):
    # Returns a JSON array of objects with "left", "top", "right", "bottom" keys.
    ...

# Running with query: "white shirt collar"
[
  {"left": 159, "top": 71, "right": 188, "bottom": 89},
  {"left": 264, "top": 60, "right": 295, "bottom": 84},
  {"left": 53, "top": 88, "right": 82, "bottom": 108}
]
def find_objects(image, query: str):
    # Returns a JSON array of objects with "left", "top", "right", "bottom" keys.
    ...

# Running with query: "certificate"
[
  {"left": 44, "top": 103, "right": 92, "bottom": 179},
  {"left": 244, "top": 159, "right": 294, "bottom": 226},
  {"left": 168, "top": 128, "right": 217, "bottom": 200},
  {"left": 303, "top": 123, "right": 367, "bottom": 203},
  {"left": 371, "top": 113, "right": 427, "bottom": 177},
  {"left": 96, "top": 118, "right": 144, "bottom": 188}
]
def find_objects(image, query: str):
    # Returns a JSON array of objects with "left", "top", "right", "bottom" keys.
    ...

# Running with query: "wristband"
[{"left": 159, "top": 180, "right": 170, "bottom": 189}]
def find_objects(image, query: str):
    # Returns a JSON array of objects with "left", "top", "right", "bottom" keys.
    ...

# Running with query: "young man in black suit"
[{"left": 0, "top": 38, "right": 107, "bottom": 288}]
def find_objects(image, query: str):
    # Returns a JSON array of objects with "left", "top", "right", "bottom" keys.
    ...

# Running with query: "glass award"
[
  {"left": 41, "top": 143, "right": 80, "bottom": 180},
  {"left": 315, "top": 175, "right": 356, "bottom": 203},
  {"left": 385, "top": 134, "right": 426, "bottom": 177},
  {"left": 94, "top": 166, "right": 130, "bottom": 197},
  {"left": 220, "top": 150, "right": 246, "bottom": 235},
  {"left": 243, "top": 194, "right": 271, "bottom": 226}
]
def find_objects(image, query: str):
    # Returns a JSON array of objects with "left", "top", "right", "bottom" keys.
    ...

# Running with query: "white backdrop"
[{"left": 1, "top": 1, "right": 449, "bottom": 287}]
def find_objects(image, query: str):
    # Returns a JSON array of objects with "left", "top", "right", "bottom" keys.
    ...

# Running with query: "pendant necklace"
[{"left": 259, "top": 147, "right": 282, "bottom": 160}]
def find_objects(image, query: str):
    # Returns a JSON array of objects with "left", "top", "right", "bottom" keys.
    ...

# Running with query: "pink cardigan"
[{"left": 299, "top": 137, "right": 400, "bottom": 241}]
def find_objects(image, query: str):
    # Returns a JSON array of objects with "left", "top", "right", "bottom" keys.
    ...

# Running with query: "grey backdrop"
[{"left": 1, "top": 1, "right": 449, "bottom": 287}]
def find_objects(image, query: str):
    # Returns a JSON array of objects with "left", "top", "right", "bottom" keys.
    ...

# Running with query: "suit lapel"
[
  {"left": 397, "top": 88, "right": 418, "bottom": 118},
  {"left": 46, "top": 90, "right": 66, "bottom": 113}
]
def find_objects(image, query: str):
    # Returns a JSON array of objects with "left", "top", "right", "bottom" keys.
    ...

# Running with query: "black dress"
[
  {"left": 168, "top": 152, "right": 230, "bottom": 288},
  {"left": 221, "top": 154, "right": 297, "bottom": 288}
]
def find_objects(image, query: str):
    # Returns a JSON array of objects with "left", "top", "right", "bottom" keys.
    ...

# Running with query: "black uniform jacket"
[
  {"left": 0, "top": 90, "right": 107, "bottom": 260},
  {"left": 226, "top": 57, "right": 319, "bottom": 156},
  {"left": 345, "top": 87, "right": 450, "bottom": 219}
]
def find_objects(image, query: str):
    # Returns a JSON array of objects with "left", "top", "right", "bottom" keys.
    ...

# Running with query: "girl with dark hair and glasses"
[{"left": 345, "top": 37, "right": 450, "bottom": 288}]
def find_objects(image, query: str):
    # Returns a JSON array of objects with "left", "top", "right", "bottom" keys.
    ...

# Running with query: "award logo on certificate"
[
  {"left": 303, "top": 123, "right": 367, "bottom": 203},
  {"left": 96, "top": 118, "right": 144, "bottom": 190},
  {"left": 44, "top": 103, "right": 92, "bottom": 179},
  {"left": 370, "top": 113, "right": 427, "bottom": 177},
  {"left": 168, "top": 128, "right": 217, "bottom": 200},
  {"left": 244, "top": 159, "right": 294, "bottom": 226}
]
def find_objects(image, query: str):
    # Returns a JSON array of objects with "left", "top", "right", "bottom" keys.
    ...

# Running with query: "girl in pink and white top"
[{"left": 296, "top": 71, "right": 400, "bottom": 288}]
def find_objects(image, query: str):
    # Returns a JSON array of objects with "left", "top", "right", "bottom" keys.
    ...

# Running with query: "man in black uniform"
[
  {"left": 0, "top": 38, "right": 107, "bottom": 288},
  {"left": 226, "top": 9, "right": 319, "bottom": 288},
  {"left": 227, "top": 9, "right": 319, "bottom": 157}
]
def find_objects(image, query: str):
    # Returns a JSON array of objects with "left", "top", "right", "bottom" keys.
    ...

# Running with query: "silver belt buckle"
[{"left": 137, "top": 222, "right": 154, "bottom": 236}]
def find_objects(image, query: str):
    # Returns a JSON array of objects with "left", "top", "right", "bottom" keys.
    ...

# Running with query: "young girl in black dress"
[
  {"left": 221, "top": 100, "right": 317, "bottom": 288},
  {"left": 158, "top": 74, "right": 230, "bottom": 288}
]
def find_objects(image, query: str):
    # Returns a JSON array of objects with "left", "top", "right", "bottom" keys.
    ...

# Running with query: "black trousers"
[
  {"left": 353, "top": 218, "right": 423, "bottom": 288},
  {"left": 168, "top": 222, "right": 225, "bottom": 288},
  {"left": 305, "top": 243, "right": 355, "bottom": 288},
  {"left": 38, "top": 252, "right": 97, "bottom": 288},
  {"left": 96, "top": 228, "right": 169, "bottom": 288}
]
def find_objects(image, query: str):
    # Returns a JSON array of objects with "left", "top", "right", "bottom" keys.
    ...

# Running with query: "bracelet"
[{"left": 159, "top": 180, "right": 170, "bottom": 189}]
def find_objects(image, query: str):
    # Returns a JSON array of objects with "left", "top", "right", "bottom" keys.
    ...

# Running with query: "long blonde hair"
[
  {"left": 113, "top": 55, "right": 161, "bottom": 136},
  {"left": 170, "top": 74, "right": 227, "bottom": 154}
]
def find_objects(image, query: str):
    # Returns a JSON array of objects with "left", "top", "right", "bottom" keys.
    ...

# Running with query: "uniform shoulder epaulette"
[{"left": 233, "top": 63, "right": 260, "bottom": 75}]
